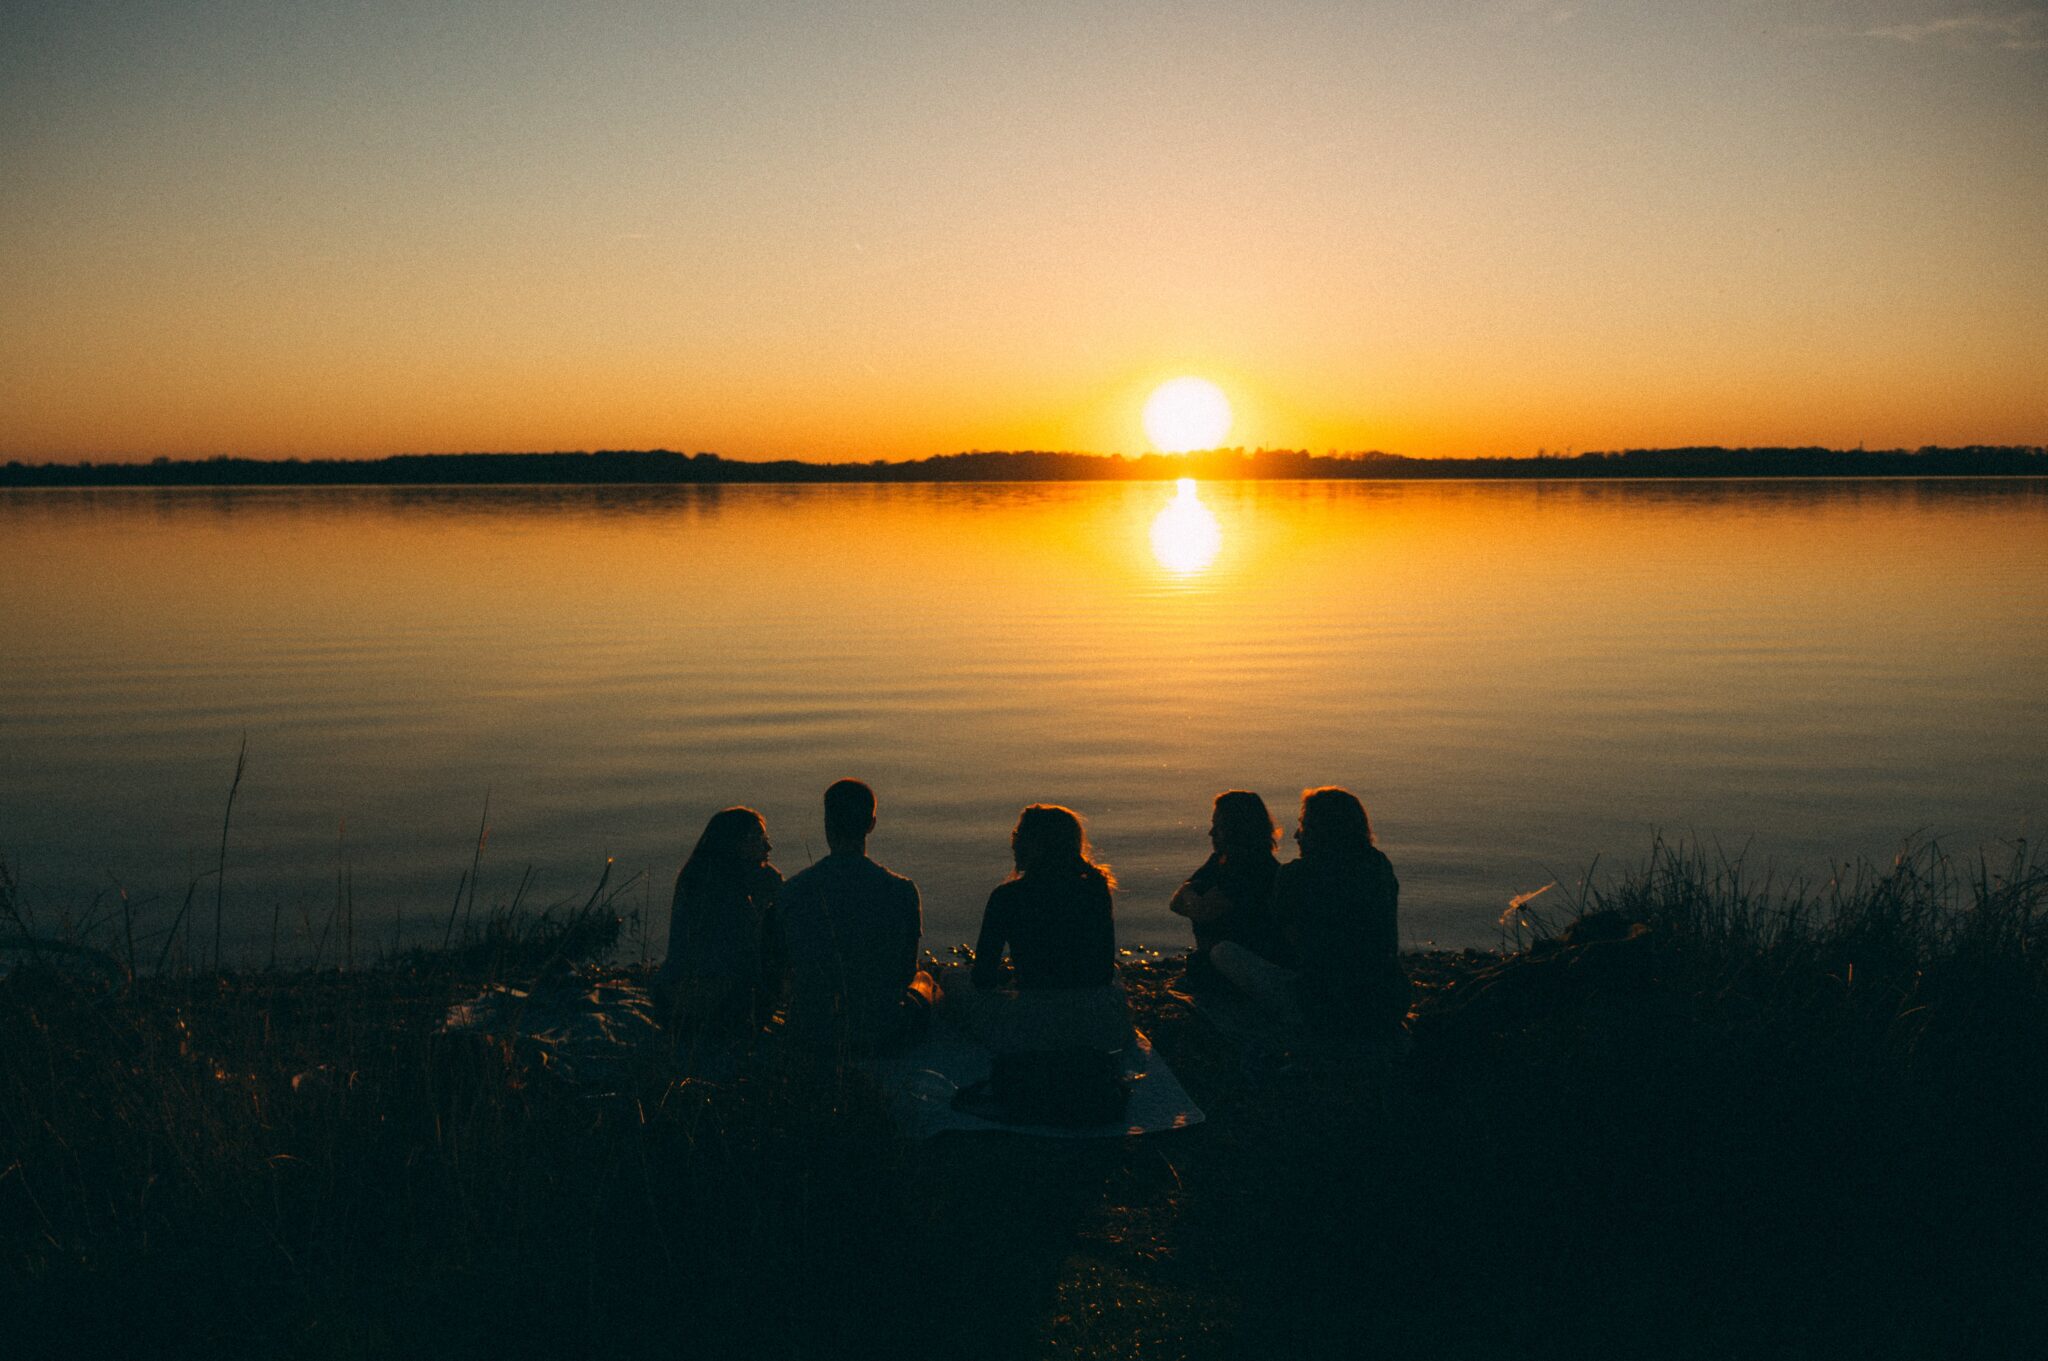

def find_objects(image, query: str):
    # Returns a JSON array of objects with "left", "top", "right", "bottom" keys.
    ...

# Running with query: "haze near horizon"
[{"left": 3, "top": 1, "right": 2043, "bottom": 462}]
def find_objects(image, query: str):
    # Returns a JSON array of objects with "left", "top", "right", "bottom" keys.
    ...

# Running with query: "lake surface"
[{"left": 3, "top": 479, "right": 2044, "bottom": 962}]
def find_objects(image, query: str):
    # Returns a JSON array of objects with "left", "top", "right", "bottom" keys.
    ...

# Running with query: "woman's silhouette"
[
  {"left": 948, "top": 804, "right": 1131, "bottom": 1055},
  {"left": 656, "top": 806, "right": 783, "bottom": 1052},
  {"left": 1170, "top": 790, "right": 1288, "bottom": 986}
]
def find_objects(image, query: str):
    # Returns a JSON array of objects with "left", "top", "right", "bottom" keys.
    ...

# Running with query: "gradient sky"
[{"left": 3, "top": 0, "right": 2043, "bottom": 461}]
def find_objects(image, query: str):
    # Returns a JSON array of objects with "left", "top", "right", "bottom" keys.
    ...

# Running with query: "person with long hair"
[
  {"left": 1211, "top": 786, "right": 1407, "bottom": 1042},
  {"left": 1169, "top": 790, "right": 1289, "bottom": 984},
  {"left": 656, "top": 806, "right": 783, "bottom": 1050},
  {"left": 948, "top": 804, "right": 1131, "bottom": 1056}
]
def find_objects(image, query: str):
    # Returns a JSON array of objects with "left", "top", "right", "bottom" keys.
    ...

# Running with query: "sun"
[{"left": 1142, "top": 377, "right": 1233, "bottom": 453}]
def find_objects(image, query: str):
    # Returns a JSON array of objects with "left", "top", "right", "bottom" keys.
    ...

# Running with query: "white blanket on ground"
[{"left": 865, "top": 1020, "right": 1204, "bottom": 1140}]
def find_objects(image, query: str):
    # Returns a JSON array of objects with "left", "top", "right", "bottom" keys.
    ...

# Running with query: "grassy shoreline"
[{"left": 5, "top": 839, "right": 2046, "bottom": 1359}]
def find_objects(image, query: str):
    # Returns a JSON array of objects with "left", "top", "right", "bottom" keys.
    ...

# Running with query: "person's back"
[
  {"left": 773, "top": 779, "right": 928, "bottom": 1052},
  {"left": 777, "top": 849, "right": 921, "bottom": 1047},
  {"left": 1274, "top": 848, "right": 1397, "bottom": 965},
  {"left": 970, "top": 870, "right": 1115, "bottom": 991},
  {"left": 1274, "top": 827, "right": 1403, "bottom": 1036}
]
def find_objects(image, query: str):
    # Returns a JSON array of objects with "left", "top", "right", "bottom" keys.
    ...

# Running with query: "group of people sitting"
[{"left": 653, "top": 779, "right": 1404, "bottom": 1068}]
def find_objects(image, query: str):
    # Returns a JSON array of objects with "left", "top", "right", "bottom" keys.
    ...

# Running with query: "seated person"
[
  {"left": 946, "top": 804, "right": 1131, "bottom": 1058},
  {"left": 773, "top": 779, "right": 933, "bottom": 1054},
  {"left": 1211, "top": 786, "right": 1408, "bottom": 1044},
  {"left": 1170, "top": 789, "right": 1290, "bottom": 985},
  {"left": 657, "top": 806, "right": 784, "bottom": 1059}
]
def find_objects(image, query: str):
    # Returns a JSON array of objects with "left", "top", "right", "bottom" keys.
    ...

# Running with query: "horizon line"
[{"left": 10, "top": 442, "right": 2047, "bottom": 470}]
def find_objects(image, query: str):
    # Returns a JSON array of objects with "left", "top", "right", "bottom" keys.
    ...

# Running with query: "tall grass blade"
[
  {"left": 211, "top": 736, "right": 247, "bottom": 972},
  {"left": 443, "top": 791, "right": 490, "bottom": 951}
]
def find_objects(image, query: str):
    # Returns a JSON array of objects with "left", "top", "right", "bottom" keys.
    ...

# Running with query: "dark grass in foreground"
[{"left": 4, "top": 841, "right": 2047, "bottom": 1360}]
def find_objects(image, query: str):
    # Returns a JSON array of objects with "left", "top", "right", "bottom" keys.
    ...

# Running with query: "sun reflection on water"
[{"left": 1149, "top": 477, "right": 1222, "bottom": 575}]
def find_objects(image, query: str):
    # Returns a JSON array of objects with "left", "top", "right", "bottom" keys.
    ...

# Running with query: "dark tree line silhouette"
[{"left": 3, "top": 445, "right": 2043, "bottom": 487}]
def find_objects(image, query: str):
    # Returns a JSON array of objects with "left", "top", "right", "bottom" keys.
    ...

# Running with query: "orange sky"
[{"left": 3, "top": 2, "right": 2043, "bottom": 462}]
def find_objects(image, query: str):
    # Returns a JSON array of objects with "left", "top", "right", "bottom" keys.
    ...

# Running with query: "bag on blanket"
[{"left": 955, "top": 1047, "right": 1129, "bottom": 1127}]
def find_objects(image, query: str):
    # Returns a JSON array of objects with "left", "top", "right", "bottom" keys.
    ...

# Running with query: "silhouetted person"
[
  {"left": 1170, "top": 790, "right": 1289, "bottom": 986},
  {"left": 772, "top": 778, "right": 934, "bottom": 1054},
  {"left": 947, "top": 804, "right": 1131, "bottom": 1055},
  {"left": 1211, "top": 786, "right": 1407, "bottom": 1042},
  {"left": 656, "top": 806, "right": 783, "bottom": 1057}
]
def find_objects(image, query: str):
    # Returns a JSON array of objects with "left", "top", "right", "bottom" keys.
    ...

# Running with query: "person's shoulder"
[
  {"left": 862, "top": 856, "right": 916, "bottom": 886},
  {"left": 778, "top": 860, "right": 823, "bottom": 895}
]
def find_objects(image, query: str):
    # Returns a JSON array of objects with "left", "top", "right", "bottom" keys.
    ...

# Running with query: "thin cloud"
[{"left": 1862, "top": 9, "right": 2047, "bottom": 50}]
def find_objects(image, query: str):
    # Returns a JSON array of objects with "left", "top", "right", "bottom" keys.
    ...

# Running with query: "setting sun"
[{"left": 1142, "top": 378, "right": 1233, "bottom": 454}]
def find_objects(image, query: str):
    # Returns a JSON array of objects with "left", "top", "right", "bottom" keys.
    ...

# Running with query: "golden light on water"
[
  {"left": 1142, "top": 378, "right": 1233, "bottom": 453},
  {"left": 1149, "top": 477, "right": 1222, "bottom": 575}
]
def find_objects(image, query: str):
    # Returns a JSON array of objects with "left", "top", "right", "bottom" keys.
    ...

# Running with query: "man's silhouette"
[{"left": 773, "top": 779, "right": 933, "bottom": 1053}]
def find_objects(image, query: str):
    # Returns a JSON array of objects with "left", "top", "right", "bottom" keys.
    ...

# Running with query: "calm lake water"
[{"left": 3, "top": 479, "right": 2044, "bottom": 961}]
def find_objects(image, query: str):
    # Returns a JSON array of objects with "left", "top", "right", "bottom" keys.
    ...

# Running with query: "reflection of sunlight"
[{"left": 1150, "top": 477, "right": 1222, "bottom": 574}]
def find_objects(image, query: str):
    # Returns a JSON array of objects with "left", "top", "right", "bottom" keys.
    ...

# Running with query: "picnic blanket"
[{"left": 866, "top": 1019, "right": 1204, "bottom": 1140}]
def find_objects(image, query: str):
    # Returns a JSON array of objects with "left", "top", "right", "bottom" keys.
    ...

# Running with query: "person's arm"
[
  {"left": 755, "top": 866, "right": 788, "bottom": 1007},
  {"left": 1172, "top": 884, "right": 1234, "bottom": 924},
  {"left": 897, "top": 880, "right": 922, "bottom": 990},
  {"left": 1091, "top": 877, "right": 1118, "bottom": 984},
  {"left": 1170, "top": 854, "right": 1232, "bottom": 922},
  {"left": 969, "top": 888, "right": 1009, "bottom": 990}
]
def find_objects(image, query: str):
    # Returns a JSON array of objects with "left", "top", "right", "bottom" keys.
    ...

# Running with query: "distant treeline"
[{"left": 4, "top": 444, "right": 2045, "bottom": 487}]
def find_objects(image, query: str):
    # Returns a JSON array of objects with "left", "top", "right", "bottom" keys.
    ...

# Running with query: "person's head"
[
  {"left": 1295, "top": 786, "right": 1374, "bottom": 860},
  {"left": 684, "top": 806, "right": 770, "bottom": 879},
  {"left": 1209, "top": 790, "right": 1278, "bottom": 859},
  {"left": 1010, "top": 803, "right": 1115, "bottom": 889},
  {"left": 823, "top": 778, "right": 877, "bottom": 852}
]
